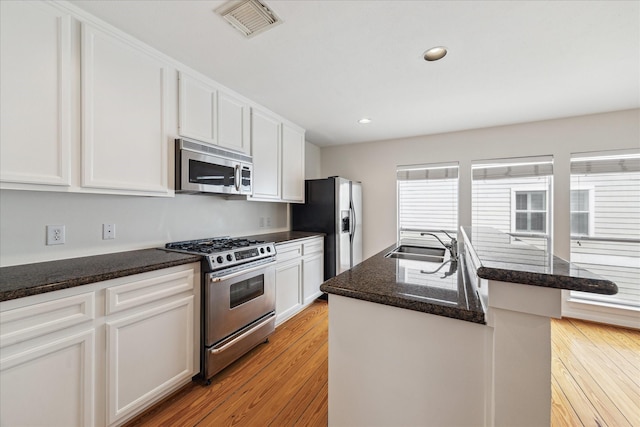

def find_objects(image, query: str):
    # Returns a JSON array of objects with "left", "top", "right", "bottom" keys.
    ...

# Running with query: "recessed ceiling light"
[
  {"left": 358, "top": 118, "right": 372, "bottom": 124},
  {"left": 423, "top": 46, "right": 447, "bottom": 61}
]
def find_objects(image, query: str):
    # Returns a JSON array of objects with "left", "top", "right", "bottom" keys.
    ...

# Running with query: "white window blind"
[
  {"left": 472, "top": 156, "right": 553, "bottom": 251},
  {"left": 570, "top": 151, "right": 640, "bottom": 308},
  {"left": 397, "top": 163, "right": 458, "bottom": 243}
]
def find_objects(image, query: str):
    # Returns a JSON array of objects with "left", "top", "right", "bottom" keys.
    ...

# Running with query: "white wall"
[
  {"left": 321, "top": 109, "right": 640, "bottom": 260},
  {"left": 0, "top": 190, "right": 287, "bottom": 266},
  {"left": 305, "top": 141, "right": 322, "bottom": 179}
]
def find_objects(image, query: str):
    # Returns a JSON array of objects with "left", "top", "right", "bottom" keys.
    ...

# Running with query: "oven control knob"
[
  {"left": 226, "top": 254, "right": 233, "bottom": 261},
  {"left": 216, "top": 256, "right": 224, "bottom": 264},
  {"left": 266, "top": 247, "right": 272, "bottom": 253},
  {"left": 260, "top": 248, "right": 265, "bottom": 253}
]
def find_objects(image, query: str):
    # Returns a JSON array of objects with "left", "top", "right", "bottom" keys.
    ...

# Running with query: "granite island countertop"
[
  {"left": 320, "top": 244, "right": 485, "bottom": 324},
  {"left": 321, "top": 227, "right": 618, "bottom": 324},
  {"left": 461, "top": 226, "right": 618, "bottom": 295}
]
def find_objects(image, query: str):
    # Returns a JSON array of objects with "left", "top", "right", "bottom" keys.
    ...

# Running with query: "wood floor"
[
  {"left": 551, "top": 317, "right": 640, "bottom": 427},
  {"left": 125, "top": 300, "right": 639, "bottom": 427}
]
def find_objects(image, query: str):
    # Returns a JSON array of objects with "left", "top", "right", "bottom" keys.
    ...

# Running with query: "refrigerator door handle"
[{"left": 349, "top": 204, "right": 356, "bottom": 239}]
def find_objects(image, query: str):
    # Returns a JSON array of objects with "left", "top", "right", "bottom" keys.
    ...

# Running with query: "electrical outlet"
[
  {"left": 103, "top": 223, "right": 116, "bottom": 240},
  {"left": 259, "top": 217, "right": 265, "bottom": 228},
  {"left": 266, "top": 217, "right": 272, "bottom": 227},
  {"left": 46, "top": 225, "right": 65, "bottom": 245}
]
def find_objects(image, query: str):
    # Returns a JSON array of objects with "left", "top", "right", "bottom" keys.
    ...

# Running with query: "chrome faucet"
[{"left": 420, "top": 230, "right": 458, "bottom": 261}]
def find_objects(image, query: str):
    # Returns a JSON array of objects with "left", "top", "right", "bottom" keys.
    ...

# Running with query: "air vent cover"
[{"left": 216, "top": 0, "right": 281, "bottom": 38}]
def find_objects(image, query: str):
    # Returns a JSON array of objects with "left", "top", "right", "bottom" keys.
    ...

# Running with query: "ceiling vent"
[{"left": 216, "top": 0, "right": 281, "bottom": 38}]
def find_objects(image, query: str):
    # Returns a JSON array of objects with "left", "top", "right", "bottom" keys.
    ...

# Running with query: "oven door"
[
  {"left": 205, "top": 261, "right": 276, "bottom": 347},
  {"left": 180, "top": 149, "right": 241, "bottom": 195}
]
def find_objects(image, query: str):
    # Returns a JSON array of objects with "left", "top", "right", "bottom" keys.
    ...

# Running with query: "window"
[
  {"left": 569, "top": 151, "right": 640, "bottom": 309},
  {"left": 514, "top": 190, "right": 547, "bottom": 233},
  {"left": 570, "top": 189, "right": 591, "bottom": 236},
  {"left": 397, "top": 163, "right": 458, "bottom": 245},
  {"left": 472, "top": 156, "right": 553, "bottom": 250}
]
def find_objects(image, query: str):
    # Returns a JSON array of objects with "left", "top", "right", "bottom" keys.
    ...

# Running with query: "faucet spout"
[{"left": 420, "top": 230, "right": 458, "bottom": 261}]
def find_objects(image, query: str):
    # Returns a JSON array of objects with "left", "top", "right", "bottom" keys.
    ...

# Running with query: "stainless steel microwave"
[{"left": 175, "top": 138, "right": 252, "bottom": 196}]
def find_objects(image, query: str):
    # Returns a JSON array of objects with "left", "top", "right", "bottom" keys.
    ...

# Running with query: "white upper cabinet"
[
  {"left": 217, "top": 91, "right": 250, "bottom": 154},
  {"left": 178, "top": 72, "right": 216, "bottom": 143},
  {"left": 281, "top": 123, "right": 305, "bottom": 203},
  {"left": 251, "top": 108, "right": 282, "bottom": 200},
  {"left": 250, "top": 108, "right": 306, "bottom": 203},
  {"left": 178, "top": 71, "right": 250, "bottom": 154},
  {"left": 0, "top": 0, "right": 303, "bottom": 198},
  {"left": 0, "top": 1, "right": 72, "bottom": 187},
  {"left": 81, "top": 23, "right": 170, "bottom": 194},
  {"left": 0, "top": 1, "right": 173, "bottom": 196}
]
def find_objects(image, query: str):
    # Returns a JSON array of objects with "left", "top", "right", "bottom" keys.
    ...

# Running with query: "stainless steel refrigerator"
[{"left": 291, "top": 177, "right": 362, "bottom": 280}]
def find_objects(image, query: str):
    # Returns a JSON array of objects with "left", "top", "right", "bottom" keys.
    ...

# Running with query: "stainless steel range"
[{"left": 165, "top": 237, "right": 276, "bottom": 383}]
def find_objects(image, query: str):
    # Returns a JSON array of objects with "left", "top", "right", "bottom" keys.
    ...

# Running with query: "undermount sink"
[{"left": 385, "top": 245, "right": 446, "bottom": 263}]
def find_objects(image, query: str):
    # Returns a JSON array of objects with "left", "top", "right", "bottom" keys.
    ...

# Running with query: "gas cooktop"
[{"left": 164, "top": 237, "right": 276, "bottom": 273}]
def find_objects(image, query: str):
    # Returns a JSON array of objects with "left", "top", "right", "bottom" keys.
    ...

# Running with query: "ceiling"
[{"left": 69, "top": 0, "right": 640, "bottom": 147}]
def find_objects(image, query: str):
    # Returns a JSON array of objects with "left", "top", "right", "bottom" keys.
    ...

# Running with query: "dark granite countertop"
[
  {"left": 240, "top": 230, "right": 324, "bottom": 244},
  {"left": 0, "top": 231, "right": 324, "bottom": 303},
  {"left": 461, "top": 227, "right": 618, "bottom": 295},
  {"left": 320, "top": 245, "right": 485, "bottom": 324},
  {"left": 0, "top": 249, "right": 201, "bottom": 302}
]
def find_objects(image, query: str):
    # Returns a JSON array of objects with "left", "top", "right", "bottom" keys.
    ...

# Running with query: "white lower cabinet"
[
  {"left": 0, "top": 328, "right": 95, "bottom": 427},
  {"left": 275, "top": 258, "right": 303, "bottom": 325},
  {"left": 275, "top": 237, "right": 324, "bottom": 325},
  {"left": 106, "top": 296, "right": 194, "bottom": 425},
  {"left": 303, "top": 252, "right": 324, "bottom": 305},
  {"left": 0, "top": 262, "right": 200, "bottom": 427}
]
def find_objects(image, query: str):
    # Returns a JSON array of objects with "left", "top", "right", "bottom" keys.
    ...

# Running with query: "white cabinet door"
[
  {"left": 218, "top": 91, "right": 250, "bottom": 154},
  {"left": 0, "top": 330, "right": 95, "bottom": 427},
  {"left": 81, "top": 22, "right": 169, "bottom": 194},
  {"left": 178, "top": 71, "right": 216, "bottom": 144},
  {"left": 251, "top": 108, "right": 281, "bottom": 199},
  {"left": 281, "top": 123, "right": 305, "bottom": 203},
  {"left": 275, "top": 259, "right": 302, "bottom": 325},
  {"left": 0, "top": 1, "right": 72, "bottom": 187},
  {"left": 0, "top": 290, "right": 96, "bottom": 427},
  {"left": 303, "top": 252, "right": 324, "bottom": 305},
  {"left": 106, "top": 295, "right": 194, "bottom": 425}
]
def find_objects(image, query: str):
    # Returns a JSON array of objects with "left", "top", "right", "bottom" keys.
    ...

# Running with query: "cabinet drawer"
[
  {"left": 0, "top": 292, "right": 95, "bottom": 347},
  {"left": 106, "top": 266, "right": 195, "bottom": 315},
  {"left": 276, "top": 243, "right": 302, "bottom": 263},
  {"left": 303, "top": 239, "right": 323, "bottom": 256}
]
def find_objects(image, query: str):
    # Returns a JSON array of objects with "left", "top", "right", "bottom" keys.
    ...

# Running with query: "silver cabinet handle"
[{"left": 234, "top": 165, "right": 241, "bottom": 191}]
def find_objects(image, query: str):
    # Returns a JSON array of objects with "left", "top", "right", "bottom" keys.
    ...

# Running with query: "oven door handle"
[
  {"left": 209, "top": 312, "right": 276, "bottom": 355},
  {"left": 209, "top": 260, "right": 276, "bottom": 283}
]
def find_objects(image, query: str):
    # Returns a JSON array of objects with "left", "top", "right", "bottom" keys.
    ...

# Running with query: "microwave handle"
[{"left": 234, "top": 165, "right": 240, "bottom": 191}]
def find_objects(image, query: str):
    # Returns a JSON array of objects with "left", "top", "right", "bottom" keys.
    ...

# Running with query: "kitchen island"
[{"left": 320, "top": 227, "right": 616, "bottom": 427}]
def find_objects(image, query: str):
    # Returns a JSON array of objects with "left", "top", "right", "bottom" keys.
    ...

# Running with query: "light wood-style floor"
[
  {"left": 551, "top": 317, "right": 640, "bottom": 426},
  {"left": 125, "top": 300, "right": 639, "bottom": 427}
]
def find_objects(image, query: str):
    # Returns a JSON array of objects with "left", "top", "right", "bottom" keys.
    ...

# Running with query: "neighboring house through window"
[
  {"left": 570, "top": 189, "right": 592, "bottom": 236},
  {"left": 569, "top": 151, "right": 640, "bottom": 309},
  {"left": 396, "top": 162, "right": 459, "bottom": 246},
  {"left": 514, "top": 190, "right": 547, "bottom": 233},
  {"left": 472, "top": 155, "right": 554, "bottom": 250}
]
